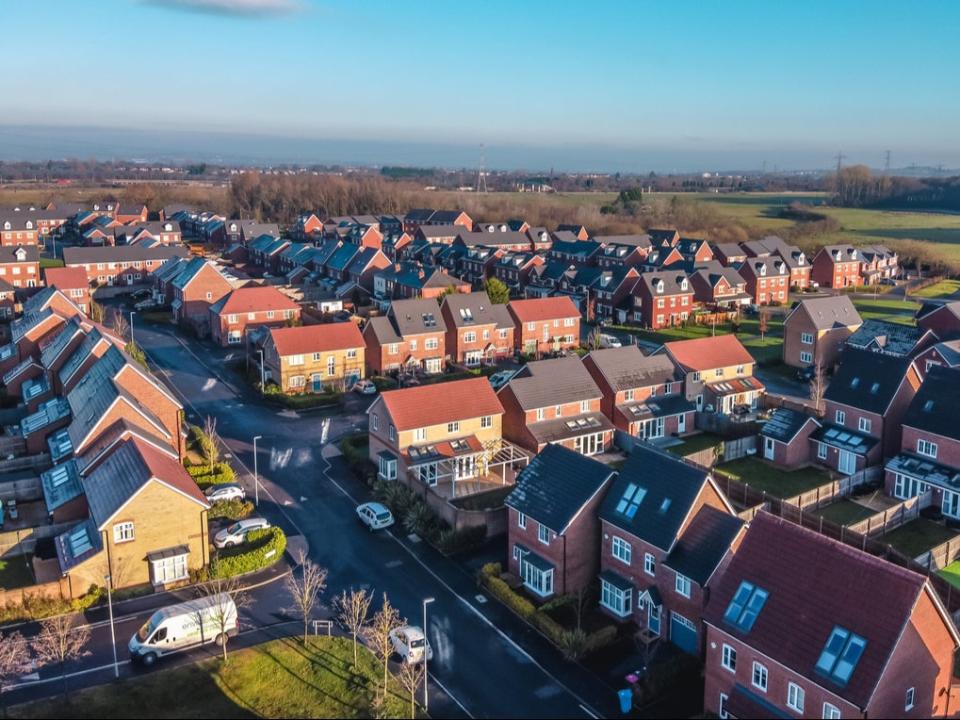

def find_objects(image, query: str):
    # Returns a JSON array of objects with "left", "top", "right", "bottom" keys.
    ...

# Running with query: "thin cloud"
[{"left": 146, "top": 0, "right": 304, "bottom": 17}]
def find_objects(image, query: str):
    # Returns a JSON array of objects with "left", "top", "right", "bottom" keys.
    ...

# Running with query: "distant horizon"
[{"left": 1, "top": 124, "right": 956, "bottom": 178}]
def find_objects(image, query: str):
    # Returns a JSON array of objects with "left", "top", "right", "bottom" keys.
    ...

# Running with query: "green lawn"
[
  {"left": 912, "top": 279, "right": 960, "bottom": 300},
  {"left": 0, "top": 555, "right": 34, "bottom": 590},
  {"left": 815, "top": 499, "right": 877, "bottom": 526},
  {"left": 851, "top": 296, "right": 922, "bottom": 325},
  {"left": 39, "top": 257, "right": 64, "bottom": 269},
  {"left": 882, "top": 519, "right": 958, "bottom": 559},
  {"left": 10, "top": 636, "right": 411, "bottom": 719},
  {"left": 938, "top": 560, "right": 960, "bottom": 591},
  {"left": 666, "top": 432, "right": 722, "bottom": 457},
  {"left": 714, "top": 458, "right": 832, "bottom": 498}
]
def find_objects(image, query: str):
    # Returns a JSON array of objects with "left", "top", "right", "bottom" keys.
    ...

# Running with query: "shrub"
[
  {"left": 584, "top": 625, "right": 618, "bottom": 654},
  {"left": 530, "top": 611, "right": 567, "bottom": 646},
  {"left": 208, "top": 498, "right": 255, "bottom": 520},
  {"left": 436, "top": 525, "right": 486, "bottom": 555},
  {"left": 209, "top": 527, "right": 287, "bottom": 579},
  {"left": 556, "top": 628, "right": 588, "bottom": 661},
  {"left": 403, "top": 501, "right": 434, "bottom": 536},
  {"left": 480, "top": 562, "right": 502, "bottom": 578},
  {"left": 479, "top": 572, "right": 536, "bottom": 620},
  {"left": 0, "top": 584, "right": 104, "bottom": 624},
  {"left": 187, "top": 461, "right": 236, "bottom": 487}
]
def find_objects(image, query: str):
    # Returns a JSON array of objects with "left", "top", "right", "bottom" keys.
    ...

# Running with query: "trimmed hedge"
[
  {"left": 209, "top": 527, "right": 287, "bottom": 579},
  {"left": 208, "top": 499, "right": 255, "bottom": 521},
  {"left": 0, "top": 584, "right": 104, "bottom": 624},
  {"left": 187, "top": 462, "right": 236, "bottom": 487}
]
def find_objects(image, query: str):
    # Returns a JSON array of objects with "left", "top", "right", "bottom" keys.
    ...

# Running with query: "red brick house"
[
  {"left": 43, "top": 267, "right": 91, "bottom": 314},
  {"left": 914, "top": 339, "right": 960, "bottom": 380},
  {"left": 170, "top": 257, "right": 234, "bottom": 329},
  {"left": 738, "top": 256, "right": 790, "bottom": 306},
  {"left": 916, "top": 301, "right": 960, "bottom": 339},
  {"left": 0, "top": 213, "right": 40, "bottom": 246},
  {"left": 439, "top": 291, "right": 514, "bottom": 366},
  {"left": 703, "top": 511, "right": 959, "bottom": 720},
  {"left": 814, "top": 349, "right": 921, "bottom": 474},
  {"left": 556, "top": 224, "right": 589, "bottom": 241},
  {"left": 293, "top": 213, "right": 323, "bottom": 240},
  {"left": 662, "top": 335, "right": 763, "bottom": 416},
  {"left": 630, "top": 271, "right": 694, "bottom": 329},
  {"left": 689, "top": 263, "right": 751, "bottom": 309},
  {"left": 782, "top": 295, "right": 863, "bottom": 369},
  {"left": 0, "top": 245, "right": 41, "bottom": 289},
  {"left": 63, "top": 245, "right": 187, "bottom": 288},
  {"left": 403, "top": 209, "right": 472, "bottom": 236},
  {"left": 115, "top": 204, "right": 149, "bottom": 225},
  {"left": 598, "top": 444, "right": 743, "bottom": 655},
  {"left": 507, "top": 296, "right": 580, "bottom": 356},
  {"left": 858, "top": 245, "right": 899, "bottom": 284},
  {"left": 885, "top": 366, "right": 960, "bottom": 521},
  {"left": 505, "top": 444, "right": 615, "bottom": 598},
  {"left": 492, "top": 251, "right": 544, "bottom": 295},
  {"left": 497, "top": 355, "right": 614, "bottom": 456},
  {"left": 363, "top": 297, "right": 447, "bottom": 375},
  {"left": 0, "top": 279, "right": 14, "bottom": 320},
  {"left": 712, "top": 242, "right": 748, "bottom": 267},
  {"left": 583, "top": 346, "right": 694, "bottom": 440},
  {"left": 811, "top": 245, "right": 862, "bottom": 288},
  {"left": 208, "top": 286, "right": 301, "bottom": 347},
  {"left": 759, "top": 407, "right": 822, "bottom": 468}
]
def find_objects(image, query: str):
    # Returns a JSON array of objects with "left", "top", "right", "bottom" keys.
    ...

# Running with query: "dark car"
[{"left": 795, "top": 366, "right": 816, "bottom": 383}]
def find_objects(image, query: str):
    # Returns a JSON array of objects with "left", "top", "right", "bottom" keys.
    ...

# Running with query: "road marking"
[
  {"left": 429, "top": 672, "right": 474, "bottom": 719},
  {"left": 579, "top": 703, "right": 600, "bottom": 718},
  {"left": 385, "top": 560, "right": 403, "bottom": 569},
  {"left": 474, "top": 594, "right": 487, "bottom": 604}
]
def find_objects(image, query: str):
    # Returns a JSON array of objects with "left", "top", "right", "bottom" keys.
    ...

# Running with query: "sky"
[{"left": 1, "top": 0, "right": 958, "bottom": 172}]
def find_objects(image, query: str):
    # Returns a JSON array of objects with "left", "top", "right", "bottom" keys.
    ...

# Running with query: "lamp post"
[
  {"left": 422, "top": 596, "right": 435, "bottom": 712},
  {"left": 105, "top": 573, "right": 119, "bottom": 679},
  {"left": 253, "top": 435, "right": 262, "bottom": 507},
  {"left": 257, "top": 349, "right": 265, "bottom": 391},
  {"left": 129, "top": 311, "right": 136, "bottom": 345}
]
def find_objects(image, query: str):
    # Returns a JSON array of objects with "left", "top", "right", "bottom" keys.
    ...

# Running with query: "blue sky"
[{"left": 2, "top": 0, "right": 958, "bottom": 170}]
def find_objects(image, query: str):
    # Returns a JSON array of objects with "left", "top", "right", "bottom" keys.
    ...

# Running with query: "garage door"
[{"left": 670, "top": 612, "right": 698, "bottom": 655}]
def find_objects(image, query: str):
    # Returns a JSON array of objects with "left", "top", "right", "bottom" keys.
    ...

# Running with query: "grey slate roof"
[
  {"left": 824, "top": 348, "right": 912, "bottom": 415},
  {"left": 40, "top": 317, "right": 84, "bottom": 369},
  {"left": 584, "top": 346, "right": 675, "bottom": 392},
  {"left": 664, "top": 505, "right": 743, "bottom": 585},
  {"left": 11, "top": 308, "right": 54, "bottom": 343},
  {"left": 903, "top": 365, "right": 960, "bottom": 442},
  {"left": 846, "top": 319, "right": 928, "bottom": 357},
  {"left": 58, "top": 327, "right": 110, "bottom": 387},
  {"left": 503, "top": 356, "right": 602, "bottom": 410},
  {"left": 63, "top": 245, "right": 186, "bottom": 265},
  {"left": 599, "top": 444, "right": 713, "bottom": 552},
  {"left": 442, "top": 291, "right": 513, "bottom": 329},
  {"left": 504, "top": 444, "right": 613, "bottom": 534},
  {"left": 41, "top": 460, "right": 83, "bottom": 512},
  {"left": 389, "top": 298, "right": 447, "bottom": 336},
  {"left": 791, "top": 295, "right": 862, "bottom": 331},
  {"left": 55, "top": 518, "right": 102, "bottom": 572}
]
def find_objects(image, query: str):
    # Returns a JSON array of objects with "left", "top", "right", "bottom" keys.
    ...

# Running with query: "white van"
[
  {"left": 599, "top": 334, "right": 622, "bottom": 349},
  {"left": 128, "top": 593, "right": 239, "bottom": 666}
]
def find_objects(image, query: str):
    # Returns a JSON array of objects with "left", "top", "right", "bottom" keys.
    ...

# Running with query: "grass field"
[
  {"left": 912, "top": 279, "right": 960, "bottom": 299},
  {"left": 714, "top": 457, "right": 832, "bottom": 498},
  {"left": 882, "top": 519, "right": 958, "bottom": 559},
  {"left": 815, "top": 499, "right": 876, "bottom": 526},
  {"left": 10, "top": 636, "right": 411, "bottom": 719},
  {"left": 938, "top": 560, "right": 960, "bottom": 590},
  {"left": 851, "top": 296, "right": 922, "bottom": 325}
]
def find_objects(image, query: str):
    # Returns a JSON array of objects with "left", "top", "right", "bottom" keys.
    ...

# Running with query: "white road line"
[
  {"left": 429, "top": 671, "right": 474, "bottom": 719},
  {"left": 318, "top": 455, "right": 603, "bottom": 719},
  {"left": 579, "top": 702, "right": 601, "bottom": 718}
]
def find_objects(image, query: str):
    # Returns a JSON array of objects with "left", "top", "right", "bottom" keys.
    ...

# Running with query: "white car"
[
  {"left": 488, "top": 370, "right": 516, "bottom": 391},
  {"left": 390, "top": 625, "right": 433, "bottom": 664},
  {"left": 356, "top": 502, "right": 394, "bottom": 531},
  {"left": 599, "top": 333, "right": 622, "bottom": 349},
  {"left": 214, "top": 517, "right": 270, "bottom": 549},
  {"left": 353, "top": 379, "right": 378, "bottom": 395},
  {"left": 204, "top": 483, "right": 246, "bottom": 503}
]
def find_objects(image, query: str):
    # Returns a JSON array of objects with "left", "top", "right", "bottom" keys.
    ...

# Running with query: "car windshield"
[
  {"left": 409, "top": 638, "right": 424, "bottom": 649},
  {"left": 376, "top": 512, "right": 391, "bottom": 521},
  {"left": 226, "top": 522, "right": 241, "bottom": 534},
  {"left": 137, "top": 616, "right": 157, "bottom": 642}
]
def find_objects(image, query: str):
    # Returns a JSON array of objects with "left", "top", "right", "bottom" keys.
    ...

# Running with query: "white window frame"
[
  {"left": 600, "top": 579, "right": 632, "bottom": 618},
  {"left": 917, "top": 438, "right": 938, "bottom": 459},
  {"left": 644, "top": 553, "right": 655, "bottom": 576},
  {"left": 800, "top": 351, "right": 813, "bottom": 364},
  {"left": 538, "top": 523, "right": 550, "bottom": 545},
  {"left": 113, "top": 521, "right": 135, "bottom": 544},
  {"left": 822, "top": 703, "right": 841, "bottom": 719},
  {"left": 858, "top": 417, "right": 872, "bottom": 434},
  {"left": 835, "top": 409, "right": 845, "bottom": 425},
  {"left": 905, "top": 687, "right": 915, "bottom": 711},
  {"left": 801, "top": 332, "right": 814, "bottom": 345},
  {"left": 675, "top": 573, "right": 691, "bottom": 598},
  {"left": 517, "top": 511, "right": 526, "bottom": 529},
  {"left": 721, "top": 644, "right": 736, "bottom": 673},
  {"left": 787, "top": 682, "right": 805, "bottom": 714},
  {"left": 612, "top": 536, "right": 631, "bottom": 564},
  {"left": 752, "top": 661, "right": 768, "bottom": 692}
]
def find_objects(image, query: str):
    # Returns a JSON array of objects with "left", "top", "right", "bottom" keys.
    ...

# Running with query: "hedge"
[
  {"left": 0, "top": 584, "right": 104, "bottom": 624},
  {"left": 187, "top": 462, "right": 236, "bottom": 487},
  {"left": 209, "top": 527, "right": 287, "bottom": 579},
  {"left": 208, "top": 499, "right": 254, "bottom": 521}
]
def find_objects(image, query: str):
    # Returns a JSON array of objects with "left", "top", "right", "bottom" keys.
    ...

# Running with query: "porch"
[{"left": 406, "top": 437, "right": 530, "bottom": 500}]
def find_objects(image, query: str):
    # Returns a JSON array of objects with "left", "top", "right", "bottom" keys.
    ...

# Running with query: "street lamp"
[
  {"left": 422, "top": 596, "right": 435, "bottom": 712},
  {"left": 257, "top": 349, "right": 265, "bottom": 391},
  {"left": 252, "top": 435, "right": 262, "bottom": 507},
  {"left": 129, "top": 311, "right": 136, "bottom": 345},
  {"left": 104, "top": 573, "right": 119, "bottom": 679}
]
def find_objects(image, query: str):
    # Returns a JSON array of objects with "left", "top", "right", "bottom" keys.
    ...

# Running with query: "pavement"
[{"left": 4, "top": 310, "right": 621, "bottom": 718}]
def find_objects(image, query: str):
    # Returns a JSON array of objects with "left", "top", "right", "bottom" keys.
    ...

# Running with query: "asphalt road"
[{"left": 8, "top": 314, "right": 613, "bottom": 719}]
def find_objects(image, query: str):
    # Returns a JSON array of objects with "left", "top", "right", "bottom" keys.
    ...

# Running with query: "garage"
[{"left": 670, "top": 612, "right": 698, "bottom": 655}]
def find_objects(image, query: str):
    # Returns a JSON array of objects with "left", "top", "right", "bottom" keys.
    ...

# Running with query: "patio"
[{"left": 408, "top": 438, "right": 530, "bottom": 500}]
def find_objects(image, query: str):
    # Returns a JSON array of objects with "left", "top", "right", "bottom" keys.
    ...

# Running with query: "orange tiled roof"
[
  {"left": 379, "top": 377, "right": 503, "bottom": 431},
  {"left": 664, "top": 334, "right": 753, "bottom": 372},
  {"left": 508, "top": 296, "right": 579, "bottom": 322},
  {"left": 270, "top": 322, "right": 363, "bottom": 356}
]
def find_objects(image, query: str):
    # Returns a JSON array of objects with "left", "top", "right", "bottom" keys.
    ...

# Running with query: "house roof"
[
  {"left": 441, "top": 291, "right": 513, "bottom": 329},
  {"left": 365, "top": 315, "right": 401, "bottom": 345},
  {"left": 55, "top": 518, "right": 103, "bottom": 572},
  {"left": 171, "top": 257, "right": 224, "bottom": 291},
  {"left": 377, "top": 377, "right": 503, "bottom": 431},
  {"left": 599, "top": 444, "right": 719, "bottom": 552},
  {"left": 583, "top": 346, "right": 675, "bottom": 392},
  {"left": 761, "top": 407, "right": 820, "bottom": 444},
  {"left": 704, "top": 512, "right": 935, "bottom": 710},
  {"left": 663, "top": 505, "right": 743, "bottom": 586},
  {"left": 388, "top": 298, "right": 447, "bottom": 336},
  {"left": 663, "top": 334, "right": 753, "bottom": 372},
  {"left": 0, "top": 245, "right": 40, "bottom": 263},
  {"left": 507, "top": 296, "right": 579, "bottom": 323},
  {"left": 210, "top": 286, "right": 300, "bottom": 315},
  {"left": 62, "top": 245, "right": 186, "bottom": 265},
  {"left": 903, "top": 365, "right": 960, "bottom": 441},
  {"left": 505, "top": 444, "right": 613, "bottom": 534},
  {"left": 917, "top": 300, "right": 960, "bottom": 323},
  {"left": 83, "top": 437, "right": 208, "bottom": 529},
  {"left": 846, "top": 319, "right": 928, "bottom": 357},
  {"left": 790, "top": 295, "right": 862, "bottom": 332},
  {"left": 43, "top": 266, "right": 88, "bottom": 290},
  {"left": 502, "top": 356, "right": 601, "bottom": 410},
  {"left": 269, "top": 322, "right": 364, "bottom": 357},
  {"left": 823, "top": 348, "right": 912, "bottom": 415}
]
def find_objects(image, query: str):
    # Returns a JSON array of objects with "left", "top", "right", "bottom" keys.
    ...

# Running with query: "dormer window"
[
  {"left": 2, "top": 222, "right": 9, "bottom": 230},
  {"left": 680, "top": 278, "right": 688, "bottom": 291},
  {"left": 834, "top": 251, "right": 842, "bottom": 261},
  {"left": 850, "top": 249, "right": 857, "bottom": 259},
  {"left": 655, "top": 280, "right": 664, "bottom": 294},
  {"left": 25, "top": 221, "right": 33, "bottom": 229},
  {"left": 14, "top": 248, "right": 25, "bottom": 261},
  {"left": 759, "top": 264, "right": 766, "bottom": 276}
]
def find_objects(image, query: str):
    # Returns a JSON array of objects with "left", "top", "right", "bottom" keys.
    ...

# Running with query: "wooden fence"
[
  {"left": 846, "top": 493, "right": 927, "bottom": 538},
  {"left": 0, "top": 453, "right": 50, "bottom": 474},
  {"left": 716, "top": 468, "right": 879, "bottom": 514},
  {"left": 0, "top": 475, "right": 41, "bottom": 502}
]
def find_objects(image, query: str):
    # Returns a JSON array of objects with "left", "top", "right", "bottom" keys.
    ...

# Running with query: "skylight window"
[
  {"left": 850, "top": 377, "right": 860, "bottom": 389},
  {"left": 870, "top": 382, "right": 880, "bottom": 394},
  {"left": 924, "top": 400, "right": 935, "bottom": 412},
  {"left": 68, "top": 526, "right": 92, "bottom": 556},
  {"left": 723, "top": 581, "right": 768, "bottom": 633},
  {"left": 658, "top": 498, "right": 672, "bottom": 514},
  {"left": 815, "top": 627, "right": 867, "bottom": 685},
  {"left": 615, "top": 483, "right": 647, "bottom": 519}
]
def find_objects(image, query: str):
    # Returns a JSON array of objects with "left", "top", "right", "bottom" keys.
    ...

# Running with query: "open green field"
[
  {"left": 10, "top": 636, "right": 411, "bottom": 719},
  {"left": 912, "top": 279, "right": 960, "bottom": 300},
  {"left": 851, "top": 296, "right": 922, "bottom": 325}
]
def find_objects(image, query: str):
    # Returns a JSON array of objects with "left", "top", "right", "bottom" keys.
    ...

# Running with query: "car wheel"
[
  {"left": 141, "top": 652, "right": 158, "bottom": 668},
  {"left": 214, "top": 633, "right": 228, "bottom": 647}
]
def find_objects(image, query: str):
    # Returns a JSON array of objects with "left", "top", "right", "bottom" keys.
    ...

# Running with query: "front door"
[
  {"left": 838, "top": 450, "right": 856, "bottom": 475},
  {"left": 312, "top": 374, "right": 323, "bottom": 393},
  {"left": 943, "top": 491, "right": 960, "bottom": 519},
  {"left": 696, "top": 394, "right": 703, "bottom": 411},
  {"left": 764, "top": 437, "right": 775, "bottom": 460},
  {"left": 677, "top": 413, "right": 686, "bottom": 433},
  {"left": 648, "top": 604, "right": 661, "bottom": 636}
]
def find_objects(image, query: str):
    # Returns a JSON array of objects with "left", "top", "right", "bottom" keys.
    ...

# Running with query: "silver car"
[
  {"left": 214, "top": 517, "right": 270, "bottom": 549},
  {"left": 356, "top": 502, "right": 394, "bottom": 531},
  {"left": 204, "top": 483, "right": 246, "bottom": 503}
]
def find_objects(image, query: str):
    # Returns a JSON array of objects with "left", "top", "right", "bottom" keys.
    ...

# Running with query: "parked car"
[
  {"left": 488, "top": 370, "right": 516, "bottom": 390},
  {"left": 129, "top": 594, "right": 238, "bottom": 667},
  {"left": 795, "top": 365, "right": 816, "bottom": 383},
  {"left": 134, "top": 299, "right": 158, "bottom": 311},
  {"left": 356, "top": 502, "right": 394, "bottom": 531},
  {"left": 598, "top": 333, "right": 622, "bottom": 349},
  {"left": 213, "top": 517, "right": 270, "bottom": 548},
  {"left": 204, "top": 483, "right": 246, "bottom": 503},
  {"left": 880, "top": 278, "right": 897, "bottom": 286},
  {"left": 353, "top": 379, "right": 377, "bottom": 395},
  {"left": 389, "top": 625, "right": 433, "bottom": 664}
]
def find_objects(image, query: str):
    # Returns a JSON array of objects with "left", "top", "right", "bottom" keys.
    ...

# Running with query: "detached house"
[
  {"left": 598, "top": 445, "right": 742, "bottom": 655},
  {"left": 703, "top": 511, "right": 959, "bottom": 720},
  {"left": 170, "top": 257, "right": 234, "bottom": 329},
  {"left": 815, "top": 349, "right": 921, "bottom": 474},
  {"left": 498, "top": 356, "right": 614, "bottom": 456},
  {"left": 782, "top": 295, "right": 863, "bottom": 369},
  {"left": 43, "top": 267, "right": 91, "bottom": 314},
  {"left": 505, "top": 445, "right": 615, "bottom": 598},
  {"left": 630, "top": 271, "right": 694, "bottom": 329},
  {"left": 363, "top": 297, "right": 447, "bottom": 375},
  {"left": 738, "top": 256, "right": 790, "bottom": 306},
  {"left": 507, "top": 296, "right": 581, "bottom": 356},
  {"left": 811, "top": 245, "right": 862, "bottom": 289},
  {"left": 439, "top": 291, "right": 514, "bottom": 366},
  {"left": 0, "top": 244, "right": 41, "bottom": 288},
  {"left": 583, "top": 346, "right": 694, "bottom": 441},
  {"left": 689, "top": 263, "right": 751, "bottom": 309},
  {"left": 662, "top": 335, "right": 763, "bottom": 415},
  {"left": 262, "top": 322, "right": 365, "bottom": 393},
  {"left": 917, "top": 301, "right": 960, "bottom": 339},
  {"left": 209, "top": 286, "right": 301, "bottom": 347},
  {"left": 0, "top": 213, "right": 40, "bottom": 246}
]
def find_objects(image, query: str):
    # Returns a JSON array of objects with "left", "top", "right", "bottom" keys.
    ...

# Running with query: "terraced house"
[
  {"left": 63, "top": 245, "right": 187, "bottom": 287},
  {"left": 262, "top": 322, "right": 365, "bottom": 393},
  {"left": 208, "top": 285, "right": 301, "bottom": 346},
  {"left": 782, "top": 295, "right": 863, "bottom": 369},
  {"left": 363, "top": 297, "right": 447, "bottom": 375}
]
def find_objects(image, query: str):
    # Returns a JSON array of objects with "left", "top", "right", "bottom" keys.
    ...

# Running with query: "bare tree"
[
  {"left": 366, "top": 593, "right": 403, "bottom": 699},
  {"left": 203, "top": 415, "right": 221, "bottom": 473},
  {"left": 335, "top": 587, "right": 373, "bottom": 665},
  {"left": 285, "top": 551, "right": 328, "bottom": 645},
  {"left": 809, "top": 360, "right": 827, "bottom": 415},
  {"left": 0, "top": 630, "right": 26, "bottom": 717},
  {"left": 112, "top": 308, "right": 130, "bottom": 341},
  {"left": 31, "top": 615, "right": 90, "bottom": 700},
  {"left": 89, "top": 301, "right": 105, "bottom": 323},
  {"left": 395, "top": 659, "right": 425, "bottom": 719},
  {"left": 194, "top": 575, "right": 249, "bottom": 663},
  {"left": 758, "top": 308, "right": 770, "bottom": 342}
]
